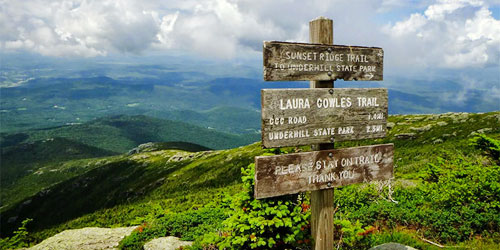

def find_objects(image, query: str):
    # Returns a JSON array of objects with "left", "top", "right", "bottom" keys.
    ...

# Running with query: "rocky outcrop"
[
  {"left": 395, "top": 133, "right": 416, "bottom": 139},
  {"left": 369, "top": 242, "right": 418, "bottom": 250},
  {"left": 26, "top": 227, "right": 136, "bottom": 250},
  {"left": 143, "top": 236, "right": 193, "bottom": 250}
]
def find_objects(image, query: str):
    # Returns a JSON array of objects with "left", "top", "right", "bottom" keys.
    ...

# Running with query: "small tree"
[{"left": 216, "top": 162, "right": 311, "bottom": 249}]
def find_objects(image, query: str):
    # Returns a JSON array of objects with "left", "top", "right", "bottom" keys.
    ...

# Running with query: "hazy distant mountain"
[
  {"left": 0, "top": 115, "right": 258, "bottom": 153},
  {"left": 1, "top": 72, "right": 497, "bottom": 135}
]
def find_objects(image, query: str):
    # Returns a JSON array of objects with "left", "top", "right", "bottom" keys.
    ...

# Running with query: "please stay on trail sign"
[{"left": 255, "top": 144, "right": 394, "bottom": 199}]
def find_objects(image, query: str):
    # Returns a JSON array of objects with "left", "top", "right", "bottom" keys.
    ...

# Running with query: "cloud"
[
  {"left": 384, "top": 0, "right": 500, "bottom": 69},
  {"left": 0, "top": 0, "right": 384, "bottom": 58},
  {"left": 0, "top": 0, "right": 161, "bottom": 57},
  {"left": 1, "top": 0, "right": 498, "bottom": 73}
]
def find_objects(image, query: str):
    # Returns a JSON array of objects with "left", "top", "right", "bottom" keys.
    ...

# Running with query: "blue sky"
[{"left": 1, "top": 0, "right": 499, "bottom": 102}]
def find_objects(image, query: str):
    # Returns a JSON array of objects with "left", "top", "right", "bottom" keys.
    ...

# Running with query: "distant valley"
[{"left": 1, "top": 73, "right": 498, "bottom": 135}]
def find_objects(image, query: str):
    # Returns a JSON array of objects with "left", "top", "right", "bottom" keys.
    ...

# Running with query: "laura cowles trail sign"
[
  {"left": 261, "top": 88, "right": 388, "bottom": 148},
  {"left": 255, "top": 17, "right": 393, "bottom": 250}
]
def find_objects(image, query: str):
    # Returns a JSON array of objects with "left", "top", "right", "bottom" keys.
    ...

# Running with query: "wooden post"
[{"left": 309, "top": 17, "right": 335, "bottom": 250}]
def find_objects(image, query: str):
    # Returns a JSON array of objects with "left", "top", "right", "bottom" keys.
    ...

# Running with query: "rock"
[
  {"left": 424, "top": 114, "right": 440, "bottom": 121},
  {"left": 477, "top": 128, "right": 492, "bottom": 134},
  {"left": 27, "top": 227, "right": 137, "bottom": 250},
  {"left": 386, "top": 122, "right": 395, "bottom": 130},
  {"left": 143, "top": 236, "right": 193, "bottom": 250},
  {"left": 369, "top": 242, "right": 418, "bottom": 250},
  {"left": 436, "top": 121, "right": 448, "bottom": 126},
  {"left": 8, "top": 216, "right": 18, "bottom": 223},
  {"left": 128, "top": 142, "right": 157, "bottom": 155},
  {"left": 395, "top": 133, "right": 416, "bottom": 139},
  {"left": 433, "top": 139, "right": 443, "bottom": 144},
  {"left": 409, "top": 124, "right": 432, "bottom": 132},
  {"left": 470, "top": 128, "right": 493, "bottom": 137}
]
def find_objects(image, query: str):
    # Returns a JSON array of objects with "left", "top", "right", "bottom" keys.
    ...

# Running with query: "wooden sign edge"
[{"left": 263, "top": 40, "right": 383, "bottom": 50}]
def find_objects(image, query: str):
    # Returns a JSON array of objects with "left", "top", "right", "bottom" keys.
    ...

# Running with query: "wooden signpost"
[
  {"left": 255, "top": 144, "right": 394, "bottom": 199},
  {"left": 261, "top": 88, "right": 388, "bottom": 148},
  {"left": 256, "top": 17, "right": 393, "bottom": 250}
]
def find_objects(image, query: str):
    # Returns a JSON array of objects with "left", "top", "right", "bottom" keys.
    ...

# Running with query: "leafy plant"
[
  {"left": 470, "top": 134, "right": 500, "bottom": 162},
  {"left": 119, "top": 207, "right": 227, "bottom": 250},
  {"left": 195, "top": 162, "right": 311, "bottom": 249},
  {"left": 333, "top": 219, "right": 375, "bottom": 249},
  {"left": 0, "top": 218, "right": 33, "bottom": 250}
]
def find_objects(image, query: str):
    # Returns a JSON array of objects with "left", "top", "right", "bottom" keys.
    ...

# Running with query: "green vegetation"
[
  {"left": 0, "top": 76, "right": 262, "bottom": 135},
  {"left": 207, "top": 162, "right": 311, "bottom": 249},
  {"left": 0, "top": 115, "right": 258, "bottom": 154},
  {"left": 1, "top": 111, "right": 499, "bottom": 249},
  {"left": 0, "top": 218, "right": 33, "bottom": 249},
  {"left": 119, "top": 206, "right": 228, "bottom": 250}
]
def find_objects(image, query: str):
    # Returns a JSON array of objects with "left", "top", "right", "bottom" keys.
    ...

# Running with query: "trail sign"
[
  {"left": 259, "top": 17, "right": 389, "bottom": 250},
  {"left": 263, "top": 41, "right": 383, "bottom": 81},
  {"left": 261, "top": 88, "right": 388, "bottom": 148},
  {"left": 255, "top": 144, "right": 394, "bottom": 199}
]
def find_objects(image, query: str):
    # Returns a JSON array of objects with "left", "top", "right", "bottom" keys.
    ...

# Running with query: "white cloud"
[
  {"left": 384, "top": 0, "right": 500, "bottom": 69},
  {"left": 0, "top": 0, "right": 383, "bottom": 58},
  {"left": 1, "top": 0, "right": 498, "bottom": 72},
  {"left": 0, "top": 0, "right": 161, "bottom": 57}
]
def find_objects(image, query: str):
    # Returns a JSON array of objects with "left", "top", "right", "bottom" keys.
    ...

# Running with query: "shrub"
[
  {"left": 338, "top": 151, "right": 500, "bottom": 243},
  {"left": 0, "top": 218, "right": 33, "bottom": 250},
  {"left": 119, "top": 207, "right": 227, "bottom": 250},
  {"left": 470, "top": 134, "right": 500, "bottom": 162},
  {"left": 195, "top": 162, "right": 311, "bottom": 249}
]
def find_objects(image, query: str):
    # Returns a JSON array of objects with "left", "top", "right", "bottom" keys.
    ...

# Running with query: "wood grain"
[
  {"left": 309, "top": 17, "right": 335, "bottom": 250},
  {"left": 263, "top": 41, "right": 383, "bottom": 81},
  {"left": 261, "top": 88, "right": 388, "bottom": 148},
  {"left": 254, "top": 144, "right": 394, "bottom": 199}
]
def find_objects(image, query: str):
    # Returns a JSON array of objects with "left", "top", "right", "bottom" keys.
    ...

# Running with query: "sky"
[{"left": 1, "top": 0, "right": 499, "bottom": 99}]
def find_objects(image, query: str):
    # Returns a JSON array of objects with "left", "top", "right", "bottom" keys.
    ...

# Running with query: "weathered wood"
[
  {"left": 261, "top": 88, "right": 388, "bottom": 148},
  {"left": 263, "top": 41, "right": 384, "bottom": 81},
  {"left": 254, "top": 144, "right": 394, "bottom": 199},
  {"left": 311, "top": 189, "right": 333, "bottom": 248},
  {"left": 309, "top": 17, "right": 335, "bottom": 250}
]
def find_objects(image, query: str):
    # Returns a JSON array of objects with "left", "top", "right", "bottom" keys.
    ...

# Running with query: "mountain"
[
  {"left": 2, "top": 74, "right": 498, "bottom": 136},
  {"left": 0, "top": 115, "right": 259, "bottom": 154},
  {"left": 0, "top": 114, "right": 258, "bottom": 211},
  {"left": 1, "top": 111, "right": 498, "bottom": 248},
  {"left": 1, "top": 137, "right": 114, "bottom": 187}
]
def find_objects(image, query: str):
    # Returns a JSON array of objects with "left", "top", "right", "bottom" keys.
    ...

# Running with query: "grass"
[{"left": 0, "top": 111, "right": 499, "bottom": 249}]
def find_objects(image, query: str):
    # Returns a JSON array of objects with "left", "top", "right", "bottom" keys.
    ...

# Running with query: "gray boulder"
[
  {"left": 26, "top": 227, "right": 137, "bottom": 250},
  {"left": 369, "top": 242, "right": 418, "bottom": 250},
  {"left": 143, "top": 236, "right": 193, "bottom": 250}
]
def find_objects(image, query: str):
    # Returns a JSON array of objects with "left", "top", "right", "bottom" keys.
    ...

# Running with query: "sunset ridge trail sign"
[
  {"left": 263, "top": 41, "right": 383, "bottom": 81},
  {"left": 261, "top": 88, "right": 388, "bottom": 148},
  {"left": 255, "top": 144, "right": 394, "bottom": 199}
]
